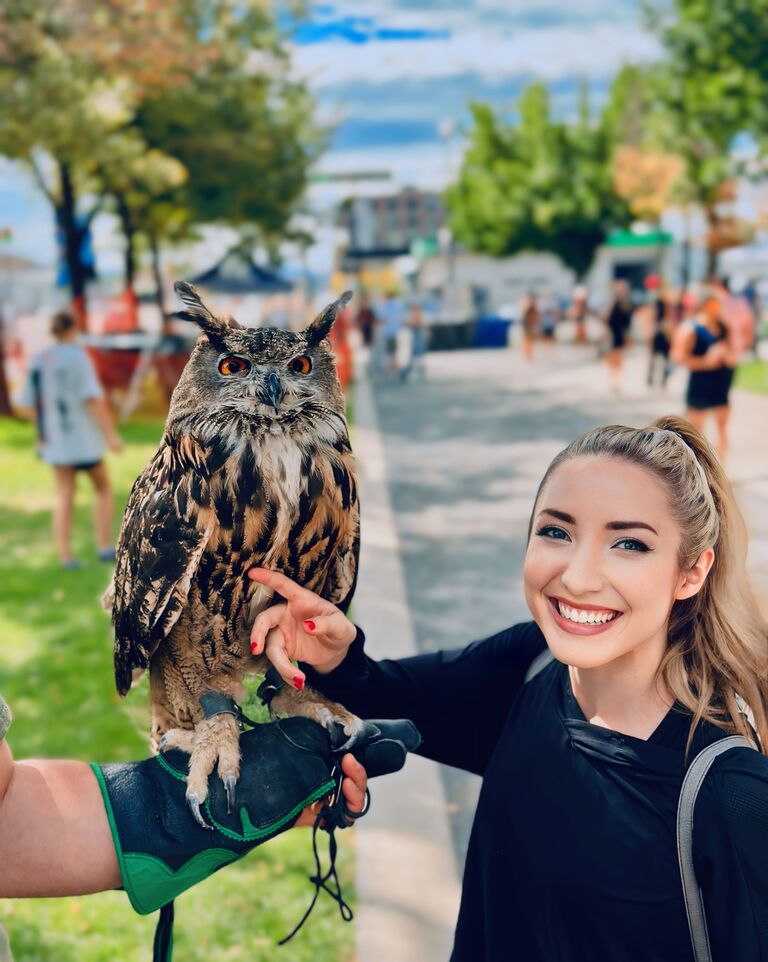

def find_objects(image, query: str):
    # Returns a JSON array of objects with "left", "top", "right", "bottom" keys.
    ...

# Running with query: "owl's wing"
[
  {"left": 111, "top": 439, "right": 215, "bottom": 695},
  {"left": 323, "top": 458, "right": 360, "bottom": 614}
]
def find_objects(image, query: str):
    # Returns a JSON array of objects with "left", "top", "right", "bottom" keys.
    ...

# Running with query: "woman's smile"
[{"left": 547, "top": 595, "right": 623, "bottom": 635}]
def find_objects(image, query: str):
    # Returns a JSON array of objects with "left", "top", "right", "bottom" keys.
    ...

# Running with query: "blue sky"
[{"left": 0, "top": 1, "right": 661, "bottom": 267}]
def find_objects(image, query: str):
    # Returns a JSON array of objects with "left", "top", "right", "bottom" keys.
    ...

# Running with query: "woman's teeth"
[{"left": 557, "top": 601, "right": 617, "bottom": 625}]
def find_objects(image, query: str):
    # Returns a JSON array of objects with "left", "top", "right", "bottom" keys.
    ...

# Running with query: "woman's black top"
[
  {"left": 302, "top": 621, "right": 768, "bottom": 962},
  {"left": 686, "top": 321, "right": 734, "bottom": 410}
]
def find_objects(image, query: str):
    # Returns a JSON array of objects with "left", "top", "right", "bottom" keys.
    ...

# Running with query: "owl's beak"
[{"left": 259, "top": 371, "right": 284, "bottom": 413}]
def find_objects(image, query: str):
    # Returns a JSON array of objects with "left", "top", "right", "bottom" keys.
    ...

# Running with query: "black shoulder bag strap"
[{"left": 676, "top": 734, "right": 754, "bottom": 962}]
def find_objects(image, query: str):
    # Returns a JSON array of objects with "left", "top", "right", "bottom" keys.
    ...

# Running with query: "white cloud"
[{"left": 293, "top": 23, "right": 661, "bottom": 89}]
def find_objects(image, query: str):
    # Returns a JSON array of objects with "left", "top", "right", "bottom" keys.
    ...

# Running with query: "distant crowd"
[{"left": 354, "top": 276, "right": 759, "bottom": 463}]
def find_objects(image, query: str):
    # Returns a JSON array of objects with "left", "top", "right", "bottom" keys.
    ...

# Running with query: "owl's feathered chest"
[{"left": 166, "top": 426, "right": 356, "bottom": 623}]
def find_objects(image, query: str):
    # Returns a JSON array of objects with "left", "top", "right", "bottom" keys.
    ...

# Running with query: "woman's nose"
[{"left": 559, "top": 545, "right": 604, "bottom": 597}]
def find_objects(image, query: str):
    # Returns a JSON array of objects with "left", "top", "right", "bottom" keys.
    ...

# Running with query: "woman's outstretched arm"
[{"left": 248, "top": 568, "right": 547, "bottom": 775}]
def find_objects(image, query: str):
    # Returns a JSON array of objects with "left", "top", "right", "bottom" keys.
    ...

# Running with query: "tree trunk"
[
  {"left": 57, "top": 162, "right": 89, "bottom": 331},
  {"left": 149, "top": 233, "right": 169, "bottom": 333},
  {"left": 704, "top": 201, "right": 720, "bottom": 280},
  {"left": 115, "top": 192, "right": 136, "bottom": 292}
]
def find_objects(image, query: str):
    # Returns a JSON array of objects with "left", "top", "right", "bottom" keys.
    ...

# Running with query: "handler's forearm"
[{"left": 0, "top": 756, "right": 120, "bottom": 897}]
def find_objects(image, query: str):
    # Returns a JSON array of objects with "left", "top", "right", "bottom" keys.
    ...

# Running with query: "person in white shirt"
[{"left": 19, "top": 311, "right": 122, "bottom": 568}]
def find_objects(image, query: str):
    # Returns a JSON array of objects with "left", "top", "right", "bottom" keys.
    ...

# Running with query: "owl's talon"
[
  {"left": 326, "top": 716, "right": 366, "bottom": 754},
  {"left": 187, "top": 793, "right": 213, "bottom": 830},
  {"left": 223, "top": 773, "right": 237, "bottom": 814}
]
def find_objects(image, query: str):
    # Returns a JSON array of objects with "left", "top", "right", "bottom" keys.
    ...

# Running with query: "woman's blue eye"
[
  {"left": 614, "top": 538, "right": 651, "bottom": 553},
  {"left": 536, "top": 525, "right": 570, "bottom": 541}
]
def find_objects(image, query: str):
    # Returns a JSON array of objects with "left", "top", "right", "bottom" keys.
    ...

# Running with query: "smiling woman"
[{"left": 246, "top": 413, "right": 768, "bottom": 962}]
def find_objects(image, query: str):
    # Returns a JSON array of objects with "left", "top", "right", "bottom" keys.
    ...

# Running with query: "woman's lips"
[{"left": 547, "top": 596, "right": 623, "bottom": 636}]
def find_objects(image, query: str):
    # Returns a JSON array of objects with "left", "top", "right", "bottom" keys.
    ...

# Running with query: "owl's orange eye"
[
  {"left": 218, "top": 356, "right": 251, "bottom": 377},
  {"left": 288, "top": 355, "right": 313, "bottom": 375}
]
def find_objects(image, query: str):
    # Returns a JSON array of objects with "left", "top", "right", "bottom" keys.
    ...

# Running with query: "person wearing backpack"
[{"left": 250, "top": 412, "right": 768, "bottom": 962}]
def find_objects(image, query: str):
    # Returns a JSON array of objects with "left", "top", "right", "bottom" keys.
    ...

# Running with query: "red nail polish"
[
  {"left": 304, "top": 620, "right": 316, "bottom": 632},
  {"left": 250, "top": 641, "right": 259, "bottom": 655},
  {"left": 293, "top": 675, "right": 305, "bottom": 691}
]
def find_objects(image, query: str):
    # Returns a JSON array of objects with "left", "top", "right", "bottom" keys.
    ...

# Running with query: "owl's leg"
[
  {"left": 269, "top": 686, "right": 365, "bottom": 751},
  {"left": 158, "top": 728, "right": 196, "bottom": 753},
  {"left": 185, "top": 712, "right": 241, "bottom": 829}
]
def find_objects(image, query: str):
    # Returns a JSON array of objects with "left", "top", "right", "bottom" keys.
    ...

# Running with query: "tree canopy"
[
  {"left": 0, "top": 1, "right": 319, "bottom": 323},
  {"left": 446, "top": 84, "right": 630, "bottom": 280}
]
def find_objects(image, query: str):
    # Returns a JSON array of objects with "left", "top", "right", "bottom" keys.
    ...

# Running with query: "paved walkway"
[{"left": 351, "top": 342, "right": 768, "bottom": 959}]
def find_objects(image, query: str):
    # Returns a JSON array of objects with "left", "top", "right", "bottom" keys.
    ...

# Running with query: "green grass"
[
  {"left": 734, "top": 359, "right": 768, "bottom": 396},
  {"left": 0, "top": 417, "right": 354, "bottom": 962}
]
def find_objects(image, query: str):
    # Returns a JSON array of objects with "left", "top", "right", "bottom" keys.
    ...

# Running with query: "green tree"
[
  {"left": 647, "top": 0, "right": 766, "bottom": 275},
  {"left": 446, "top": 83, "right": 630, "bottom": 280},
  {"left": 0, "top": 0, "right": 199, "bottom": 326},
  {"left": 0, "top": 2, "right": 319, "bottom": 327}
]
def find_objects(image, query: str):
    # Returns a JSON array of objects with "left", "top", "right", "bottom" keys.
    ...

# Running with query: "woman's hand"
[
  {"left": 294, "top": 753, "right": 368, "bottom": 828},
  {"left": 247, "top": 568, "right": 357, "bottom": 688}
]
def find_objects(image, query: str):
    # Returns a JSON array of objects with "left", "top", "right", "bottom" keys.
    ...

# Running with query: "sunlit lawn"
[
  {"left": 734, "top": 359, "right": 768, "bottom": 396},
  {"left": 0, "top": 416, "right": 354, "bottom": 962}
]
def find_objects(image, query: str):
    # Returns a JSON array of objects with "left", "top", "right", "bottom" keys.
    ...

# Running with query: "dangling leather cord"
[
  {"left": 153, "top": 900, "right": 174, "bottom": 962},
  {"left": 278, "top": 767, "right": 371, "bottom": 945}
]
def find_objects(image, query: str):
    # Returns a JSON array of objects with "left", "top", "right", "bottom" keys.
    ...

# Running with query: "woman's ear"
[{"left": 675, "top": 547, "right": 715, "bottom": 601}]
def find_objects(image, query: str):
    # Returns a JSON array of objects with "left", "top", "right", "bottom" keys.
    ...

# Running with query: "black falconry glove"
[{"left": 92, "top": 700, "right": 420, "bottom": 962}]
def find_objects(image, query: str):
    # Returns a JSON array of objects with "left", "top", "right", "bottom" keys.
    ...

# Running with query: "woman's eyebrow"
[
  {"left": 539, "top": 509, "right": 575, "bottom": 524},
  {"left": 606, "top": 520, "right": 658, "bottom": 535},
  {"left": 538, "top": 509, "right": 658, "bottom": 535}
]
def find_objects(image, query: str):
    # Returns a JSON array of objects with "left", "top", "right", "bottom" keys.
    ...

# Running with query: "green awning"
[{"left": 606, "top": 229, "right": 673, "bottom": 248}]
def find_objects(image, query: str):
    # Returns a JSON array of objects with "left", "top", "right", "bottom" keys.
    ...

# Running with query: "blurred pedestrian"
[
  {"left": 647, "top": 291, "right": 673, "bottom": 390},
  {"left": 378, "top": 291, "right": 407, "bottom": 376},
  {"left": 604, "top": 280, "right": 633, "bottom": 393},
  {"left": 520, "top": 292, "right": 540, "bottom": 362},
  {"left": 670, "top": 294, "right": 737, "bottom": 461},
  {"left": 19, "top": 311, "right": 122, "bottom": 568},
  {"left": 399, "top": 302, "right": 429, "bottom": 382},
  {"left": 717, "top": 276, "right": 756, "bottom": 364},
  {"left": 567, "top": 285, "right": 590, "bottom": 344},
  {"left": 355, "top": 294, "right": 376, "bottom": 347},
  {"left": 538, "top": 292, "right": 559, "bottom": 341}
]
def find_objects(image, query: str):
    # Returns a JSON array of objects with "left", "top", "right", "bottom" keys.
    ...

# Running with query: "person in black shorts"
[
  {"left": 249, "top": 414, "right": 768, "bottom": 962},
  {"left": 604, "top": 280, "right": 633, "bottom": 393},
  {"left": 671, "top": 294, "right": 736, "bottom": 461}
]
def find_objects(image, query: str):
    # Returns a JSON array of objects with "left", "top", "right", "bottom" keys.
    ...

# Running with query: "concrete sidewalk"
[{"left": 350, "top": 342, "right": 768, "bottom": 960}]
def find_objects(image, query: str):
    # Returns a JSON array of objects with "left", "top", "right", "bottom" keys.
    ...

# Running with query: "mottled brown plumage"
[{"left": 105, "top": 282, "right": 360, "bottom": 818}]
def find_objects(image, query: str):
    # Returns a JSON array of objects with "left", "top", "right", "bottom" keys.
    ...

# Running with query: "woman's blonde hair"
[{"left": 530, "top": 414, "right": 768, "bottom": 753}]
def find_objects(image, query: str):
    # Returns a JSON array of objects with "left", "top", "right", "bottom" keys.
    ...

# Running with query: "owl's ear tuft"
[
  {"left": 304, "top": 290, "right": 353, "bottom": 346},
  {"left": 173, "top": 281, "right": 232, "bottom": 348}
]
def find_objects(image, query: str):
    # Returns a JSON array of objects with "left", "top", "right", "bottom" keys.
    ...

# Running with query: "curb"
[{"left": 351, "top": 372, "right": 461, "bottom": 962}]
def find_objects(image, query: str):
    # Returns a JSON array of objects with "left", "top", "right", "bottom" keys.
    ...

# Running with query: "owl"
[{"left": 105, "top": 282, "right": 361, "bottom": 825}]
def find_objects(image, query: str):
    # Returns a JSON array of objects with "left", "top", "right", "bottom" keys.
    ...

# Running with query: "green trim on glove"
[{"left": 93, "top": 718, "right": 340, "bottom": 916}]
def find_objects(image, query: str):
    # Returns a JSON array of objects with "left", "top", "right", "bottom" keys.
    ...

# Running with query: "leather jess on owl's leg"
[{"left": 269, "top": 686, "right": 365, "bottom": 751}]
